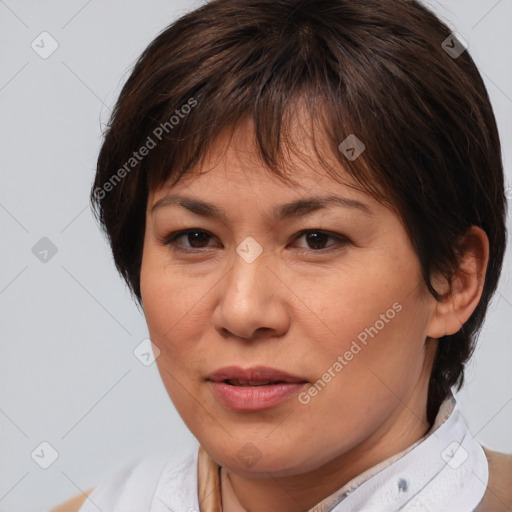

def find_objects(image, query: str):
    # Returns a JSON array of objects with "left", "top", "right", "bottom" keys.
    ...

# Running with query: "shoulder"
[
  {"left": 49, "top": 488, "right": 95, "bottom": 512},
  {"left": 474, "top": 447, "right": 512, "bottom": 512},
  {"left": 48, "top": 445, "right": 199, "bottom": 512}
]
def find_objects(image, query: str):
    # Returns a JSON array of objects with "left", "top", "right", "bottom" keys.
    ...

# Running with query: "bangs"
[{"left": 143, "top": 92, "right": 388, "bottom": 204}]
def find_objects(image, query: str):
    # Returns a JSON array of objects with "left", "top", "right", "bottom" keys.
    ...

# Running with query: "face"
[{"left": 140, "top": 116, "right": 439, "bottom": 479}]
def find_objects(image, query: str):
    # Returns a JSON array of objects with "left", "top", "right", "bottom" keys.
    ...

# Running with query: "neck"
[{"left": 226, "top": 391, "right": 432, "bottom": 512}]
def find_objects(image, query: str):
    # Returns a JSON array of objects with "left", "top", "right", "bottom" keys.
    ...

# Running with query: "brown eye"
[
  {"left": 164, "top": 229, "right": 217, "bottom": 251},
  {"left": 183, "top": 230, "right": 212, "bottom": 248},
  {"left": 304, "top": 232, "right": 330, "bottom": 250},
  {"left": 293, "top": 230, "right": 350, "bottom": 253}
]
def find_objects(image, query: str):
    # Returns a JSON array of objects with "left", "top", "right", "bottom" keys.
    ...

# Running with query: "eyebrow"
[{"left": 151, "top": 193, "right": 373, "bottom": 221}]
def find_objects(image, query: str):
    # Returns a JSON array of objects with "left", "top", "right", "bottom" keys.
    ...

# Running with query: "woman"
[{"left": 51, "top": 0, "right": 511, "bottom": 510}]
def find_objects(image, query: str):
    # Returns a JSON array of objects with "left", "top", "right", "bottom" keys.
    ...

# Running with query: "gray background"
[{"left": 0, "top": 1, "right": 511, "bottom": 510}]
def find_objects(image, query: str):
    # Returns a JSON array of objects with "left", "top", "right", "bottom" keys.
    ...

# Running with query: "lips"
[
  {"left": 207, "top": 366, "right": 308, "bottom": 411},
  {"left": 207, "top": 365, "right": 307, "bottom": 385}
]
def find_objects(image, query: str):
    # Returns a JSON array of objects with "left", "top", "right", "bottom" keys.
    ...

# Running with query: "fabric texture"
[{"left": 77, "top": 396, "right": 488, "bottom": 512}]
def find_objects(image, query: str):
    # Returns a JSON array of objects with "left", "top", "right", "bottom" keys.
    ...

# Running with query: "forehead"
[
  {"left": 148, "top": 120, "right": 387, "bottom": 229},
  {"left": 150, "top": 113, "right": 370, "bottom": 204}
]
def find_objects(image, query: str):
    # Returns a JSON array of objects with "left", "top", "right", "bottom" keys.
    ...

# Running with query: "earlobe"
[{"left": 426, "top": 226, "right": 489, "bottom": 339}]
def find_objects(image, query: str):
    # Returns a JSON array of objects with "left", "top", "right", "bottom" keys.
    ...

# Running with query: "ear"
[{"left": 426, "top": 226, "right": 489, "bottom": 339}]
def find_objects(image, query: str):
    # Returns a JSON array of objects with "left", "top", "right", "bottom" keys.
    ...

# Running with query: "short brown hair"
[{"left": 91, "top": 0, "right": 508, "bottom": 424}]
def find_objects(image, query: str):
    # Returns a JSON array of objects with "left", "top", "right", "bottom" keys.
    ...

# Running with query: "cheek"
[
  {"left": 297, "top": 257, "right": 416, "bottom": 348},
  {"left": 302, "top": 252, "right": 431, "bottom": 389},
  {"left": 140, "top": 245, "right": 206, "bottom": 363},
  {"left": 140, "top": 250, "right": 210, "bottom": 420}
]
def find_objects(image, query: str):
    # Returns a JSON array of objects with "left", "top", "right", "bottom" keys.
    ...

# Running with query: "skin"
[{"left": 140, "top": 114, "right": 489, "bottom": 512}]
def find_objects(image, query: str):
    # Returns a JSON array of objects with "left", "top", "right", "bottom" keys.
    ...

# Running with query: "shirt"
[{"left": 76, "top": 395, "right": 489, "bottom": 512}]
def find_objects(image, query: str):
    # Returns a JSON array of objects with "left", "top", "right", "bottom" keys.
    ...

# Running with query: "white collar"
[
  {"left": 220, "top": 395, "right": 489, "bottom": 512},
  {"left": 306, "top": 395, "right": 488, "bottom": 511}
]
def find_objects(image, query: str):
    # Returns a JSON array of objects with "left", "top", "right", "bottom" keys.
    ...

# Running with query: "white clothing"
[{"left": 76, "top": 397, "right": 488, "bottom": 512}]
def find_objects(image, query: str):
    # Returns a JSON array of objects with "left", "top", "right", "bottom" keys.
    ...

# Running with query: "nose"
[{"left": 211, "top": 246, "right": 290, "bottom": 341}]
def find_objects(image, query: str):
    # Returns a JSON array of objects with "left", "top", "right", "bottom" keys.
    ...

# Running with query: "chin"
[{"left": 206, "top": 437, "right": 330, "bottom": 478}]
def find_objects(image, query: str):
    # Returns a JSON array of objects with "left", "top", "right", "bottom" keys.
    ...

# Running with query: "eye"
[
  {"left": 162, "top": 228, "right": 349, "bottom": 254},
  {"left": 163, "top": 229, "right": 218, "bottom": 251},
  {"left": 292, "top": 230, "right": 350, "bottom": 253}
]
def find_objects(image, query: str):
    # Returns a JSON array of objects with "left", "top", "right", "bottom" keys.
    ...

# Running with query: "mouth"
[
  {"left": 207, "top": 365, "right": 307, "bottom": 385},
  {"left": 207, "top": 366, "right": 308, "bottom": 411},
  {"left": 221, "top": 379, "right": 290, "bottom": 386}
]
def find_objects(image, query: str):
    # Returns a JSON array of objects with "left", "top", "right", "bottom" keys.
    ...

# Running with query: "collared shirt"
[
  {"left": 218, "top": 396, "right": 489, "bottom": 511},
  {"left": 76, "top": 395, "right": 489, "bottom": 512}
]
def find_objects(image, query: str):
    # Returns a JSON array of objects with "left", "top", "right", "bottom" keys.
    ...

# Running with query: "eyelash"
[{"left": 161, "top": 229, "right": 350, "bottom": 255}]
